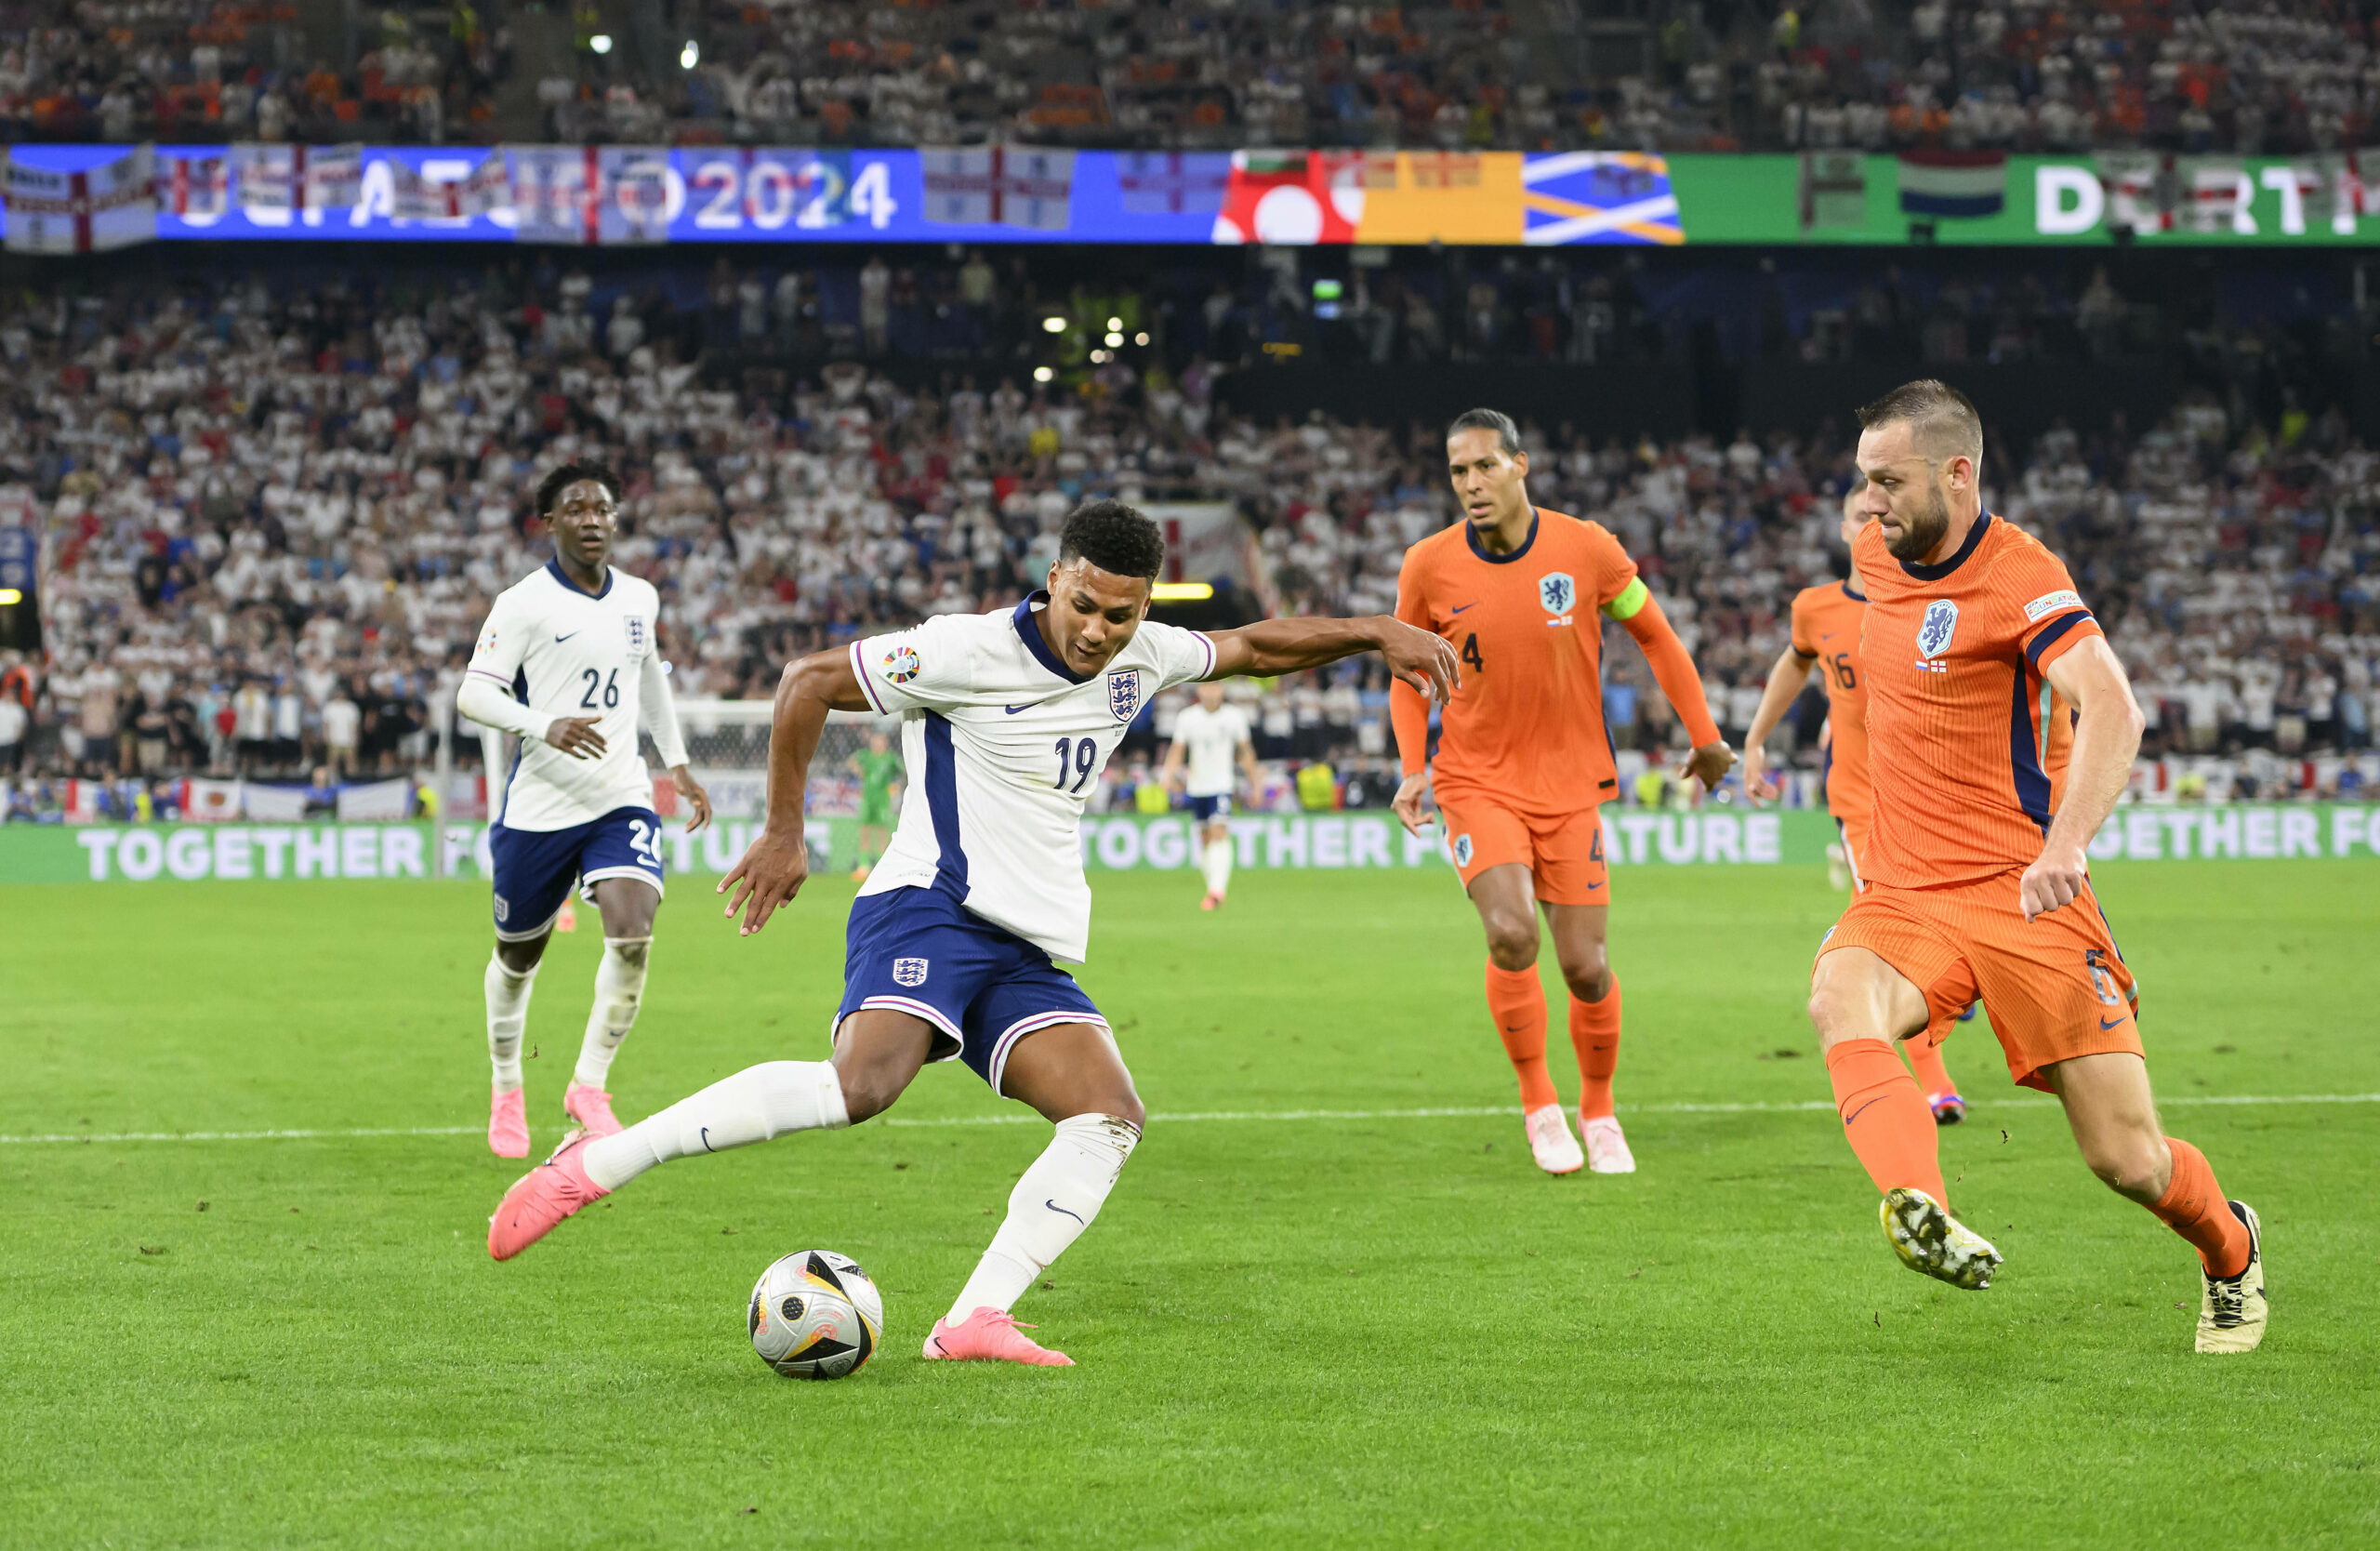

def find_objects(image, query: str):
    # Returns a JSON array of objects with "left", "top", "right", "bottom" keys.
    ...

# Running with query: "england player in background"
[
  {"left": 457, "top": 462, "right": 712, "bottom": 1159},
  {"left": 488, "top": 500, "right": 1460, "bottom": 1367},
  {"left": 1159, "top": 681, "right": 1259, "bottom": 909}
]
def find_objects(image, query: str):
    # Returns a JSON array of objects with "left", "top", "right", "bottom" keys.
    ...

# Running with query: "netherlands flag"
[{"left": 1896, "top": 151, "right": 2006, "bottom": 219}]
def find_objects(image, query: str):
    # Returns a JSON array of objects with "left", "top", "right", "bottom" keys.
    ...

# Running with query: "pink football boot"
[
  {"left": 487, "top": 1133, "right": 610, "bottom": 1260},
  {"left": 488, "top": 1086, "right": 529, "bottom": 1159},
  {"left": 921, "top": 1307, "right": 1074, "bottom": 1366},
  {"left": 563, "top": 1082, "right": 623, "bottom": 1137}
]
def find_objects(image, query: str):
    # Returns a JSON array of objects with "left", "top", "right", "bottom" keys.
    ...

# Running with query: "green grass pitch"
[{"left": 6, "top": 859, "right": 2377, "bottom": 1548}]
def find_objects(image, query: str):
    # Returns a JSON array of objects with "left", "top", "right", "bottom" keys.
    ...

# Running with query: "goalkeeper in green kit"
[{"left": 847, "top": 729, "right": 904, "bottom": 881}]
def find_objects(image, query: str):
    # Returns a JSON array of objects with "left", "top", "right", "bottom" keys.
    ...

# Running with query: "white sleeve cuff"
[{"left": 457, "top": 674, "right": 552, "bottom": 741}]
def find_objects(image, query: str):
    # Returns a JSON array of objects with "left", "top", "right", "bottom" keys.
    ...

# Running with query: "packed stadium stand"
[
  {"left": 7, "top": 0, "right": 2376, "bottom": 152},
  {"left": 5, "top": 242, "right": 2377, "bottom": 822}
]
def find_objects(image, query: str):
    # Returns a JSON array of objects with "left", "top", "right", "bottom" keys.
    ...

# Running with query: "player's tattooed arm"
[
  {"left": 718, "top": 648, "right": 873, "bottom": 937},
  {"left": 1741, "top": 644, "right": 1821, "bottom": 804},
  {"left": 2024, "top": 634, "right": 2146, "bottom": 921},
  {"left": 1206, "top": 616, "right": 1461, "bottom": 704}
]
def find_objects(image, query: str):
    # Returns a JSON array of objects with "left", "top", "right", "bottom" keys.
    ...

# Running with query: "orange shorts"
[
  {"left": 1437, "top": 789, "right": 1607, "bottom": 905},
  {"left": 1816, "top": 868, "right": 2143, "bottom": 1092}
]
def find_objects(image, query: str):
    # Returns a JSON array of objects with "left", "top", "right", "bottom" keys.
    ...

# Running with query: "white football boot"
[
  {"left": 2195, "top": 1201, "right": 2268, "bottom": 1355},
  {"left": 1523, "top": 1104, "right": 1584, "bottom": 1175},
  {"left": 1580, "top": 1114, "right": 1636, "bottom": 1174}
]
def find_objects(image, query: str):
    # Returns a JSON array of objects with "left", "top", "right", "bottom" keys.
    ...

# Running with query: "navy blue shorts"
[
  {"left": 488, "top": 806, "right": 666, "bottom": 941},
  {"left": 1186, "top": 793, "right": 1233, "bottom": 824},
  {"left": 834, "top": 886, "right": 1106, "bottom": 1094}
]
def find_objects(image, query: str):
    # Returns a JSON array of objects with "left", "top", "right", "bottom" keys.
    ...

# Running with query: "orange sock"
[
  {"left": 1567, "top": 975, "right": 1621, "bottom": 1120},
  {"left": 2151, "top": 1138, "right": 2251, "bottom": 1279},
  {"left": 1485, "top": 962, "right": 1556, "bottom": 1112},
  {"left": 1825, "top": 1038, "right": 1947, "bottom": 1205},
  {"left": 1905, "top": 1036, "right": 1956, "bottom": 1101}
]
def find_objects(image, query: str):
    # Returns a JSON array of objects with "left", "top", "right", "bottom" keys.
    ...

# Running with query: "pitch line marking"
[{"left": 2, "top": 1094, "right": 2375, "bottom": 1147}]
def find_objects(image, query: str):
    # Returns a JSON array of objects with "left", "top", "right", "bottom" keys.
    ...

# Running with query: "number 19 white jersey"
[
  {"left": 851, "top": 593, "right": 1216, "bottom": 963},
  {"left": 467, "top": 560, "right": 664, "bottom": 831}
]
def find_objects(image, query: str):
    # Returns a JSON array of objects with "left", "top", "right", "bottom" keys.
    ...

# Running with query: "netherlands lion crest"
[
  {"left": 1539, "top": 572, "right": 1576, "bottom": 615},
  {"left": 1106, "top": 669, "right": 1143, "bottom": 722},
  {"left": 1918, "top": 599, "right": 1959, "bottom": 659},
  {"left": 892, "top": 958, "right": 929, "bottom": 988},
  {"left": 1452, "top": 833, "right": 1474, "bottom": 867}
]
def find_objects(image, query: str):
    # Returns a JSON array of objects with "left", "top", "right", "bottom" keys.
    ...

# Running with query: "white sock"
[
  {"left": 581, "top": 1060, "right": 850, "bottom": 1191},
  {"left": 945, "top": 1113, "right": 1141, "bottom": 1325},
  {"left": 1200, "top": 836, "right": 1233, "bottom": 897},
  {"left": 573, "top": 937, "right": 650, "bottom": 1090},
  {"left": 484, "top": 951, "right": 538, "bottom": 1093}
]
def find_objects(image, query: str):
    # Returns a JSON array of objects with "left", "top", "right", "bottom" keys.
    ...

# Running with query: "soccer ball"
[{"left": 747, "top": 1250, "right": 884, "bottom": 1380}]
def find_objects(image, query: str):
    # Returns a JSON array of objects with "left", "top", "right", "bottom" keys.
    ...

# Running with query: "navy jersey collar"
[
  {"left": 1012, "top": 590, "right": 1091, "bottom": 683},
  {"left": 1897, "top": 511, "right": 1992, "bottom": 583},
  {"left": 1841, "top": 577, "right": 1868, "bottom": 603},
  {"left": 1465, "top": 509, "right": 1540, "bottom": 565},
  {"left": 546, "top": 555, "right": 614, "bottom": 599}
]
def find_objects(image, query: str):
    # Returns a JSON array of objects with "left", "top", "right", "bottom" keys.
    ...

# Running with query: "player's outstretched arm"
[
  {"left": 1741, "top": 645, "right": 1818, "bottom": 804},
  {"left": 1607, "top": 587, "right": 1735, "bottom": 789},
  {"left": 1206, "top": 615, "right": 1461, "bottom": 703},
  {"left": 718, "top": 648, "right": 873, "bottom": 937},
  {"left": 2024, "top": 635, "right": 2146, "bottom": 921}
]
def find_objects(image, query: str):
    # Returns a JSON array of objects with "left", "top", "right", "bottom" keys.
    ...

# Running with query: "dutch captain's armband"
[{"left": 1600, "top": 577, "right": 1651, "bottom": 621}]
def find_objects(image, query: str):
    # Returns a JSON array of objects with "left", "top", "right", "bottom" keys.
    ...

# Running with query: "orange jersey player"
[
  {"left": 1807, "top": 380, "right": 2265, "bottom": 1355},
  {"left": 1743, "top": 480, "right": 1968, "bottom": 1123},
  {"left": 1392, "top": 408, "right": 1735, "bottom": 1178}
]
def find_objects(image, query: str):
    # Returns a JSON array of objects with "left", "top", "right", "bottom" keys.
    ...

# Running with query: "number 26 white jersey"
[
  {"left": 851, "top": 592, "right": 1216, "bottom": 963},
  {"left": 467, "top": 559, "right": 665, "bottom": 832}
]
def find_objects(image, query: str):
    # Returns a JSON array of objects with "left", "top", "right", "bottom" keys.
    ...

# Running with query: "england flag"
[
  {"left": 920, "top": 145, "right": 1076, "bottom": 230},
  {"left": 234, "top": 143, "right": 364, "bottom": 213},
  {"left": 4, "top": 146, "right": 157, "bottom": 254},
  {"left": 391, "top": 152, "right": 508, "bottom": 222}
]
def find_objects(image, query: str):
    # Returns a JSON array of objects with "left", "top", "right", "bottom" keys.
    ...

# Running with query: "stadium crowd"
[
  {"left": 6, "top": 0, "right": 2377, "bottom": 153},
  {"left": 3, "top": 255, "right": 2378, "bottom": 823}
]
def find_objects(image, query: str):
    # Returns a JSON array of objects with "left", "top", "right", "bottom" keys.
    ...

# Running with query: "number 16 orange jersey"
[
  {"left": 1394, "top": 507, "right": 1640, "bottom": 815},
  {"left": 1790, "top": 578, "right": 1872, "bottom": 830}
]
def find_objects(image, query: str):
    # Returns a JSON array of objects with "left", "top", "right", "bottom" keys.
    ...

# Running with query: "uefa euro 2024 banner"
[
  {"left": 10, "top": 804, "right": 2380, "bottom": 884},
  {"left": 15, "top": 143, "right": 2380, "bottom": 250}
]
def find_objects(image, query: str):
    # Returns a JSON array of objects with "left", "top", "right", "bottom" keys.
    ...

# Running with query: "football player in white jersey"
[
  {"left": 456, "top": 462, "right": 712, "bottom": 1159},
  {"left": 489, "top": 500, "right": 1459, "bottom": 1366},
  {"left": 1159, "top": 681, "right": 1258, "bottom": 909}
]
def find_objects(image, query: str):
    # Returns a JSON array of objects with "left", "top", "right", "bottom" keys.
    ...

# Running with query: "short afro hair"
[
  {"left": 1057, "top": 498, "right": 1165, "bottom": 582},
  {"left": 1447, "top": 407, "right": 1521, "bottom": 456},
  {"left": 536, "top": 459, "right": 623, "bottom": 518}
]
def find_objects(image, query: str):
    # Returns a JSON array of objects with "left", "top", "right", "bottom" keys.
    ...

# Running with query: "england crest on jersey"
[
  {"left": 892, "top": 958, "right": 929, "bottom": 987},
  {"left": 1918, "top": 599, "right": 1959, "bottom": 659},
  {"left": 625, "top": 615, "right": 645, "bottom": 654},
  {"left": 1107, "top": 668, "right": 1143, "bottom": 722},
  {"left": 1540, "top": 572, "right": 1576, "bottom": 615}
]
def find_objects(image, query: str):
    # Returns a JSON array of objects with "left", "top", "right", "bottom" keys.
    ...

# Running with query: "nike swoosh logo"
[
  {"left": 1841, "top": 1097, "right": 1886, "bottom": 1128},
  {"left": 554, "top": 631, "right": 580, "bottom": 643},
  {"left": 2099, "top": 1015, "right": 2126, "bottom": 1031},
  {"left": 1045, "top": 1199, "right": 1086, "bottom": 1226},
  {"left": 1583, "top": 882, "right": 1606, "bottom": 892},
  {"left": 1449, "top": 603, "right": 1476, "bottom": 615},
  {"left": 699, "top": 1126, "right": 715, "bottom": 1153},
  {"left": 1005, "top": 703, "right": 1036, "bottom": 715}
]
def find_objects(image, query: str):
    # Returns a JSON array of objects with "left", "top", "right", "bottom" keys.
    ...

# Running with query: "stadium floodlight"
[
  {"left": 1104, "top": 331, "right": 1123, "bottom": 347},
  {"left": 1106, "top": 316, "right": 1121, "bottom": 330},
  {"left": 680, "top": 39, "right": 699, "bottom": 68},
  {"left": 1150, "top": 581, "right": 1214, "bottom": 602},
  {"left": 589, "top": 33, "right": 613, "bottom": 52},
  {"left": 0, "top": 589, "right": 19, "bottom": 604},
  {"left": 1042, "top": 316, "right": 1066, "bottom": 334},
  {"left": 1134, "top": 332, "right": 1149, "bottom": 346},
  {"left": 1032, "top": 365, "right": 1053, "bottom": 382},
  {"left": 1090, "top": 350, "right": 1109, "bottom": 363}
]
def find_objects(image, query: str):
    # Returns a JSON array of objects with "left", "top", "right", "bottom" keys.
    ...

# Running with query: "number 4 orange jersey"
[
  {"left": 1790, "top": 579, "right": 1871, "bottom": 828},
  {"left": 1394, "top": 507, "right": 1642, "bottom": 815}
]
